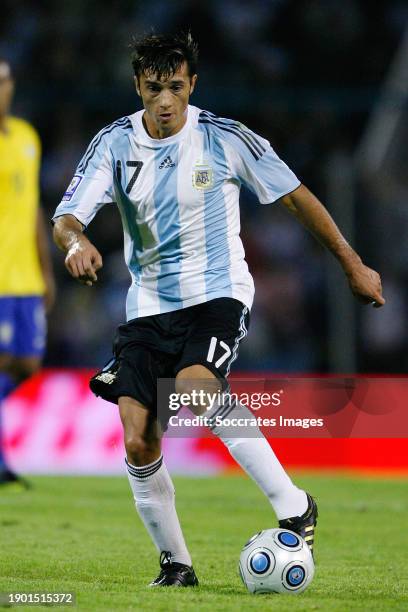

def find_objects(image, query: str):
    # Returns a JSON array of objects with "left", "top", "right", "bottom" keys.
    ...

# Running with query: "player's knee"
[
  {"left": 124, "top": 433, "right": 146, "bottom": 461},
  {"left": 175, "top": 368, "right": 221, "bottom": 415},
  {"left": 124, "top": 432, "right": 160, "bottom": 466},
  {"left": 175, "top": 368, "right": 220, "bottom": 394},
  {"left": 175, "top": 376, "right": 201, "bottom": 415},
  {"left": 175, "top": 375, "right": 195, "bottom": 397}
]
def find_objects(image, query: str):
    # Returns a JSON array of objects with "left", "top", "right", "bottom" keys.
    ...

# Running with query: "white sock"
[
  {"left": 126, "top": 455, "right": 192, "bottom": 566},
  {"left": 209, "top": 400, "right": 308, "bottom": 520}
]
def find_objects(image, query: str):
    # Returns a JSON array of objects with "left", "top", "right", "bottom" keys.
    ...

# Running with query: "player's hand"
[
  {"left": 65, "top": 240, "right": 103, "bottom": 286},
  {"left": 345, "top": 262, "right": 385, "bottom": 308}
]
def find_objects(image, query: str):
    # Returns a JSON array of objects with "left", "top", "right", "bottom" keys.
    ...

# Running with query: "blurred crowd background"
[{"left": 2, "top": 0, "right": 407, "bottom": 373}]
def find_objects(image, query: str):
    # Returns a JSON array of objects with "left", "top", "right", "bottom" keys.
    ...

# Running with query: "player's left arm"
[
  {"left": 37, "top": 206, "right": 56, "bottom": 312},
  {"left": 279, "top": 184, "right": 385, "bottom": 307}
]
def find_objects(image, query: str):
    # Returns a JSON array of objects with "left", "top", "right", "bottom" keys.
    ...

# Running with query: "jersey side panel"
[
  {"left": 200, "top": 123, "right": 232, "bottom": 299},
  {"left": 219, "top": 138, "right": 255, "bottom": 309}
]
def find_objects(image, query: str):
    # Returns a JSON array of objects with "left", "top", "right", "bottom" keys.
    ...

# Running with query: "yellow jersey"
[{"left": 0, "top": 116, "right": 45, "bottom": 295}]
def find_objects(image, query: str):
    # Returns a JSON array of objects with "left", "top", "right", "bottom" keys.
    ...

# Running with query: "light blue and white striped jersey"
[{"left": 53, "top": 105, "right": 300, "bottom": 320}]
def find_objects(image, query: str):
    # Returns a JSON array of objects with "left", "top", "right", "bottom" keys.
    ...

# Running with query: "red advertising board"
[{"left": 3, "top": 370, "right": 407, "bottom": 475}]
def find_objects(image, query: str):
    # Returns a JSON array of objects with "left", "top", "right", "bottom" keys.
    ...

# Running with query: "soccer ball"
[{"left": 239, "top": 528, "right": 315, "bottom": 594}]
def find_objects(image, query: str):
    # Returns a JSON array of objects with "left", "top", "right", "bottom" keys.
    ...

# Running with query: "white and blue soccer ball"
[{"left": 239, "top": 528, "right": 315, "bottom": 594}]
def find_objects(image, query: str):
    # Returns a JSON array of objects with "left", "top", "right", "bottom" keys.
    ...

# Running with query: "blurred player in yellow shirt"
[{"left": 0, "top": 58, "right": 55, "bottom": 488}]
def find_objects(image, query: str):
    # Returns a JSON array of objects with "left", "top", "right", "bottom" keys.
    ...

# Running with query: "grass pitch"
[{"left": 0, "top": 472, "right": 407, "bottom": 611}]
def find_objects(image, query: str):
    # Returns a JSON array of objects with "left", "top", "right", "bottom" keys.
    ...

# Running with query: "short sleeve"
[
  {"left": 231, "top": 126, "right": 301, "bottom": 204},
  {"left": 52, "top": 130, "right": 114, "bottom": 227}
]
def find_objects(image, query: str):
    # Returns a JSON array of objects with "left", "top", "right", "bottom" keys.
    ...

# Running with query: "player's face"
[
  {"left": 0, "top": 62, "right": 14, "bottom": 118},
  {"left": 135, "top": 61, "right": 197, "bottom": 138}
]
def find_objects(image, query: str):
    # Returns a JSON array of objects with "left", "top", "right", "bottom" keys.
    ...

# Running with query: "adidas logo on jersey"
[{"left": 159, "top": 156, "right": 176, "bottom": 169}]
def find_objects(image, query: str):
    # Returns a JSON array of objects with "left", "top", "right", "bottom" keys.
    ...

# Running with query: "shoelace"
[
  {"left": 159, "top": 550, "right": 173, "bottom": 568},
  {"left": 155, "top": 551, "right": 191, "bottom": 584}
]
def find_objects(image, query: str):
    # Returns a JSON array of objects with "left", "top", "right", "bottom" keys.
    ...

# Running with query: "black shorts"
[{"left": 90, "top": 297, "right": 250, "bottom": 428}]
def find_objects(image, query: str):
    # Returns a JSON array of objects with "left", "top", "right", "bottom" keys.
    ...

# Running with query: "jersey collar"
[{"left": 132, "top": 105, "right": 192, "bottom": 147}]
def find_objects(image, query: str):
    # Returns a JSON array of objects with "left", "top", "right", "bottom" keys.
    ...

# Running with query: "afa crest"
[{"left": 192, "top": 163, "right": 214, "bottom": 190}]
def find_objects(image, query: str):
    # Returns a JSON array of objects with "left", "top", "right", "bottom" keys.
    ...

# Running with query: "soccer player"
[
  {"left": 52, "top": 33, "right": 384, "bottom": 586},
  {"left": 0, "top": 58, "right": 55, "bottom": 488}
]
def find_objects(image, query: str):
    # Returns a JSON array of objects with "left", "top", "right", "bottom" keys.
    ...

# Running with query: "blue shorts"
[{"left": 0, "top": 296, "right": 46, "bottom": 357}]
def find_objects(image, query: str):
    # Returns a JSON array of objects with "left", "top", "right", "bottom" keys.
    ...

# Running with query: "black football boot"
[
  {"left": 279, "top": 492, "right": 318, "bottom": 557},
  {"left": 149, "top": 551, "right": 199, "bottom": 587}
]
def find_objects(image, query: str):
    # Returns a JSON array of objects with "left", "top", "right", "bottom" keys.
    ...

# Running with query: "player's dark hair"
[{"left": 130, "top": 32, "right": 198, "bottom": 80}]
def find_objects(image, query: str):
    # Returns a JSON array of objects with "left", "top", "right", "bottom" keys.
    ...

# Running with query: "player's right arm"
[
  {"left": 51, "top": 122, "right": 124, "bottom": 286},
  {"left": 53, "top": 214, "right": 103, "bottom": 286}
]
